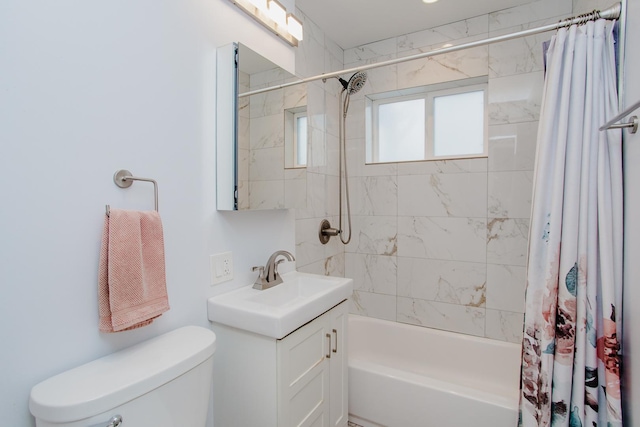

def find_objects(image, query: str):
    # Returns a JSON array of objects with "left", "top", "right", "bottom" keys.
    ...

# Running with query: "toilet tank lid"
[{"left": 29, "top": 325, "right": 216, "bottom": 423}]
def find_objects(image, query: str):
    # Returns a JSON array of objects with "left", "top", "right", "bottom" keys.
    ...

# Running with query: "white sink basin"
[{"left": 207, "top": 271, "right": 353, "bottom": 339}]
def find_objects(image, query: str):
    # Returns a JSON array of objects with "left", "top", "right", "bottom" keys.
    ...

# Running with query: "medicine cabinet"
[{"left": 216, "top": 42, "right": 307, "bottom": 211}]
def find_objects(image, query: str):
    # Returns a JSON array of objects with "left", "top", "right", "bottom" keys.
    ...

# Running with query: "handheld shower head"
[
  {"left": 346, "top": 71, "right": 367, "bottom": 94},
  {"left": 337, "top": 71, "right": 368, "bottom": 94}
]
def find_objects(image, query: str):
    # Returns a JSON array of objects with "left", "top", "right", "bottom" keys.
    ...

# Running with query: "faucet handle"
[{"left": 252, "top": 265, "right": 265, "bottom": 278}]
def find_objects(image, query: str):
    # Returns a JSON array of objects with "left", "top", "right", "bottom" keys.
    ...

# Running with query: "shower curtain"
[{"left": 518, "top": 19, "right": 623, "bottom": 427}]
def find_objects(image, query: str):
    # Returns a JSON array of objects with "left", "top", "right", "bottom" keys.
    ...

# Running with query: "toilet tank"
[{"left": 29, "top": 326, "right": 216, "bottom": 427}]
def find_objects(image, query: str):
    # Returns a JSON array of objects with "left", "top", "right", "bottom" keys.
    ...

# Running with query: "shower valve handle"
[
  {"left": 322, "top": 227, "right": 340, "bottom": 237},
  {"left": 319, "top": 219, "right": 341, "bottom": 244}
]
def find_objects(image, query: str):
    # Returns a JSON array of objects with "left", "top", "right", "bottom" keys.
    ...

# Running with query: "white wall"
[
  {"left": 622, "top": 0, "right": 640, "bottom": 422},
  {"left": 0, "top": 1, "right": 297, "bottom": 426}
]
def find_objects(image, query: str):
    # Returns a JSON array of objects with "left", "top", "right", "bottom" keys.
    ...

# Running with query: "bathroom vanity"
[
  {"left": 211, "top": 301, "right": 348, "bottom": 427},
  {"left": 208, "top": 271, "right": 352, "bottom": 427}
]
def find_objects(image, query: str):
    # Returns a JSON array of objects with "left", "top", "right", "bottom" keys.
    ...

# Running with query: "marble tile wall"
[
  {"left": 291, "top": 0, "right": 613, "bottom": 343},
  {"left": 572, "top": 0, "right": 617, "bottom": 14},
  {"left": 338, "top": 0, "right": 599, "bottom": 344},
  {"left": 292, "top": 8, "right": 346, "bottom": 277}
]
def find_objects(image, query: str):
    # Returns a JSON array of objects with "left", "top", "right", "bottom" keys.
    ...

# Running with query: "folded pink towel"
[{"left": 98, "top": 209, "right": 170, "bottom": 332}]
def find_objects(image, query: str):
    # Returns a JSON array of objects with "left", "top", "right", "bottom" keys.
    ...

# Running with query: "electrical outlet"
[{"left": 210, "top": 251, "right": 233, "bottom": 285}]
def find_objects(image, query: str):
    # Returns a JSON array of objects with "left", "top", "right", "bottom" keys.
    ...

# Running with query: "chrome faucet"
[{"left": 252, "top": 250, "right": 295, "bottom": 290}]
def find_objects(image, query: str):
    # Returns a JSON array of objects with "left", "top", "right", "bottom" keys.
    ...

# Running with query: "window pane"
[
  {"left": 296, "top": 115, "right": 307, "bottom": 166},
  {"left": 378, "top": 98, "right": 425, "bottom": 162},
  {"left": 433, "top": 91, "right": 484, "bottom": 157}
]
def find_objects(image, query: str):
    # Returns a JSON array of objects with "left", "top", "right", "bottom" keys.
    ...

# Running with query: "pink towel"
[{"left": 98, "top": 209, "right": 170, "bottom": 332}]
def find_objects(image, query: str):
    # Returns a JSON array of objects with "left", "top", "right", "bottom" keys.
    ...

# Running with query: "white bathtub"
[{"left": 348, "top": 315, "right": 521, "bottom": 427}]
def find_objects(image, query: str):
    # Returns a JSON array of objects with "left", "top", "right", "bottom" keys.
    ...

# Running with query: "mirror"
[{"left": 216, "top": 42, "right": 307, "bottom": 211}]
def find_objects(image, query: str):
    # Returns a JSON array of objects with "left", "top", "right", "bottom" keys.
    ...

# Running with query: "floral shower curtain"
[{"left": 518, "top": 19, "right": 623, "bottom": 427}]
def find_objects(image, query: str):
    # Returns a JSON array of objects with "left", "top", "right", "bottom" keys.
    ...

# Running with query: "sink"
[{"left": 207, "top": 271, "right": 353, "bottom": 339}]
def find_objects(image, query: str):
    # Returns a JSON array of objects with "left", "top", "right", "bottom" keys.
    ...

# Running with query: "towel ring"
[{"left": 105, "top": 169, "right": 159, "bottom": 216}]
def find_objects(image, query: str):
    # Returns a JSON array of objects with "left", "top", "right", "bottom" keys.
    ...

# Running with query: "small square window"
[
  {"left": 431, "top": 90, "right": 485, "bottom": 158},
  {"left": 376, "top": 98, "right": 425, "bottom": 163}
]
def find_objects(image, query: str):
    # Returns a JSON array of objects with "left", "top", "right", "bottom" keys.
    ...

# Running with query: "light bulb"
[
  {"left": 287, "top": 14, "right": 303, "bottom": 41},
  {"left": 267, "top": 0, "right": 287, "bottom": 27},
  {"left": 247, "top": 0, "right": 267, "bottom": 12}
]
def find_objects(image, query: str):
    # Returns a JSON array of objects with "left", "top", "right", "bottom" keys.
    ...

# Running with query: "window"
[
  {"left": 293, "top": 112, "right": 307, "bottom": 167},
  {"left": 285, "top": 107, "right": 307, "bottom": 168},
  {"left": 375, "top": 97, "right": 425, "bottom": 162},
  {"left": 366, "top": 79, "right": 487, "bottom": 163}
]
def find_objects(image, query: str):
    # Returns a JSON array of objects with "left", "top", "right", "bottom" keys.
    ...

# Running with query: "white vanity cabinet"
[{"left": 211, "top": 300, "right": 349, "bottom": 427}]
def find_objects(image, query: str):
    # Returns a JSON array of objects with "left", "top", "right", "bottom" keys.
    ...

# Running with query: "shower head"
[
  {"left": 346, "top": 71, "right": 367, "bottom": 94},
  {"left": 338, "top": 71, "right": 368, "bottom": 94}
]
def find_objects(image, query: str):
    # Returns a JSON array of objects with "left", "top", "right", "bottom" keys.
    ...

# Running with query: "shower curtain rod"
[{"left": 239, "top": 2, "right": 621, "bottom": 98}]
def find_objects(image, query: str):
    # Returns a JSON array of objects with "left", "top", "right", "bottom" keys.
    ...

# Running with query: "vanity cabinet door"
[
  {"left": 276, "top": 301, "right": 349, "bottom": 427},
  {"left": 329, "top": 301, "right": 348, "bottom": 427},
  {"left": 277, "top": 312, "right": 331, "bottom": 427}
]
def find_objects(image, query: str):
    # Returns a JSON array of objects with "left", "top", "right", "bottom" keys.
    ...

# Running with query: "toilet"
[{"left": 29, "top": 326, "right": 216, "bottom": 427}]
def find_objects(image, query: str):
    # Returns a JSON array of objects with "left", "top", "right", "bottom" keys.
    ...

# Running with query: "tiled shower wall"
[
  {"left": 340, "top": 7, "right": 545, "bottom": 344},
  {"left": 292, "top": 9, "right": 347, "bottom": 276},
  {"left": 239, "top": 13, "right": 346, "bottom": 268},
  {"left": 293, "top": 0, "right": 613, "bottom": 343}
]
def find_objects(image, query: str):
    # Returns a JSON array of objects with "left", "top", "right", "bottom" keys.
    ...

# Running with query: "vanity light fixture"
[
  {"left": 422, "top": 0, "right": 439, "bottom": 3},
  {"left": 228, "top": 0, "right": 303, "bottom": 46}
]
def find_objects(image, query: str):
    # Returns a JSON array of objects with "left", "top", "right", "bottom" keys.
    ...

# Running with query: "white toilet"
[{"left": 29, "top": 326, "right": 216, "bottom": 427}]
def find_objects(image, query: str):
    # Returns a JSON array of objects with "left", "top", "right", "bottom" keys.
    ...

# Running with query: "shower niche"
[{"left": 216, "top": 42, "right": 307, "bottom": 211}]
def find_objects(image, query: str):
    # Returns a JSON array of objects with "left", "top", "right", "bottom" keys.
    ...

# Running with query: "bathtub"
[{"left": 348, "top": 315, "right": 521, "bottom": 427}]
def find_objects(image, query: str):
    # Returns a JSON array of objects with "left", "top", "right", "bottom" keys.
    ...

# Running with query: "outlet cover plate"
[{"left": 210, "top": 251, "right": 233, "bottom": 285}]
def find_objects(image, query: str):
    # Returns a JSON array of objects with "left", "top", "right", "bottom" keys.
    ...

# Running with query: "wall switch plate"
[{"left": 210, "top": 251, "right": 233, "bottom": 285}]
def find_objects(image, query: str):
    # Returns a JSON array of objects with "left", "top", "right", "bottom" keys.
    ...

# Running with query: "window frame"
[
  {"left": 426, "top": 83, "right": 488, "bottom": 160},
  {"left": 367, "top": 79, "right": 488, "bottom": 164},
  {"left": 284, "top": 106, "right": 308, "bottom": 169},
  {"left": 292, "top": 111, "right": 307, "bottom": 167},
  {"left": 370, "top": 92, "right": 427, "bottom": 164}
]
